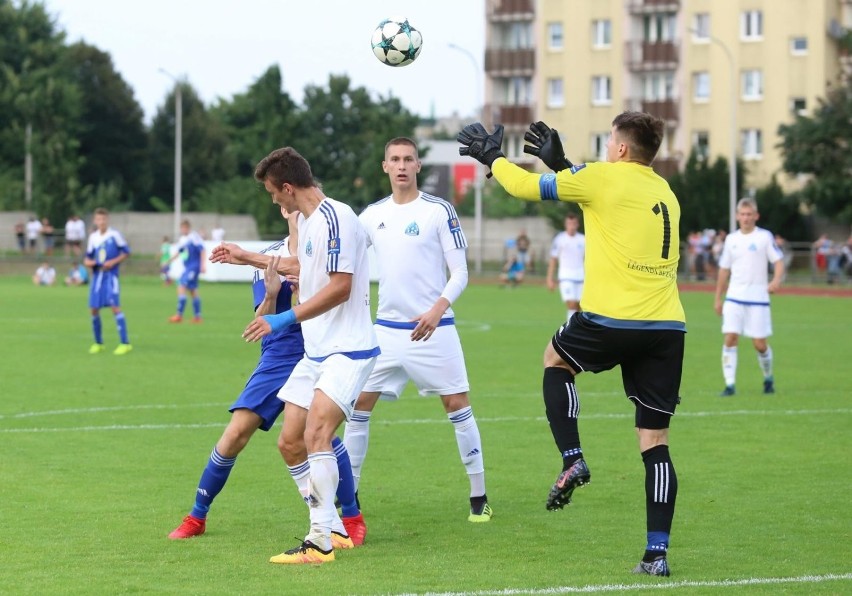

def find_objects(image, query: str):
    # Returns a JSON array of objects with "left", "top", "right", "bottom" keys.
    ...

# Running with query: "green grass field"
[{"left": 1, "top": 276, "right": 850, "bottom": 594}]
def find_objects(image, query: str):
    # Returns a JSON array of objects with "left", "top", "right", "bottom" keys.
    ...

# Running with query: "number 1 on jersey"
[{"left": 652, "top": 202, "right": 671, "bottom": 259}]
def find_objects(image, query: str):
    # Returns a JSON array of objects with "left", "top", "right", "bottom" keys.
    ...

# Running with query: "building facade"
[{"left": 484, "top": 0, "right": 852, "bottom": 190}]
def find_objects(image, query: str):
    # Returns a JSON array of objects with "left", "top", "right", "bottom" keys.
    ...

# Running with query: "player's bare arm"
[
  {"left": 714, "top": 268, "right": 731, "bottom": 315},
  {"left": 242, "top": 272, "right": 352, "bottom": 342},
  {"left": 254, "top": 256, "right": 282, "bottom": 317},
  {"left": 411, "top": 297, "right": 451, "bottom": 342},
  {"left": 103, "top": 252, "right": 129, "bottom": 271},
  {"left": 768, "top": 261, "right": 784, "bottom": 293},
  {"left": 210, "top": 242, "right": 299, "bottom": 276},
  {"left": 546, "top": 257, "right": 558, "bottom": 291}
]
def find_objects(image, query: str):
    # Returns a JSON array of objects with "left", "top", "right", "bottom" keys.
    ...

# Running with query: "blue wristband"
[{"left": 263, "top": 310, "right": 296, "bottom": 332}]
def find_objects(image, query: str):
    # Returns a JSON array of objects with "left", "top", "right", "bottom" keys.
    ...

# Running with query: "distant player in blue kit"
[
  {"left": 84, "top": 208, "right": 132, "bottom": 355},
  {"left": 169, "top": 208, "right": 365, "bottom": 545},
  {"left": 166, "top": 220, "right": 205, "bottom": 323}
]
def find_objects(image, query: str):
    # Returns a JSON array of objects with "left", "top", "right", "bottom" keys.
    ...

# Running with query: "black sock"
[
  {"left": 642, "top": 444, "right": 677, "bottom": 559},
  {"left": 543, "top": 367, "right": 582, "bottom": 469},
  {"left": 470, "top": 494, "right": 487, "bottom": 509}
]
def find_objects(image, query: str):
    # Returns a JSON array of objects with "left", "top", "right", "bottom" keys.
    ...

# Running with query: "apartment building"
[{"left": 484, "top": 0, "right": 852, "bottom": 190}]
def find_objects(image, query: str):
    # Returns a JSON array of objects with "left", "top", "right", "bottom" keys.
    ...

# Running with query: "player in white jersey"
[
  {"left": 343, "top": 137, "right": 491, "bottom": 523},
  {"left": 714, "top": 198, "right": 784, "bottom": 396},
  {"left": 547, "top": 213, "right": 586, "bottom": 323},
  {"left": 242, "top": 147, "right": 378, "bottom": 565}
]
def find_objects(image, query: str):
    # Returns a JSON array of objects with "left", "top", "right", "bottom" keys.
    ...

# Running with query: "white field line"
[
  {"left": 392, "top": 572, "right": 852, "bottom": 595},
  {"left": 0, "top": 408, "right": 849, "bottom": 434}
]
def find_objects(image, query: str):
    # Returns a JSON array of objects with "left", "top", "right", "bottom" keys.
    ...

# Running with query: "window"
[
  {"left": 506, "top": 22, "right": 533, "bottom": 49},
  {"left": 591, "top": 133, "right": 609, "bottom": 161},
  {"left": 742, "top": 69, "right": 763, "bottom": 100},
  {"left": 592, "top": 76, "right": 612, "bottom": 105},
  {"left": 791, "top": 37, "right": 808, "bottom": 54},
  {"left": 791, "top": 97, "right": 807, "bottom": 115},
  {"left": 643, "top": 73, "right": 675, "bottom": 101},
  {"left": 692, "top": 131, "right": 710, "bottom": 160},
  {"left": 506, "top": 133, "right": 523, "bottom": 160},
  {"left": 644, "top": 13, "right": 676, "bottom": 42},
  {"left": 506, "top": 77, "right": 532, "bottom": 105},
  {"left": 741, "top": 10, "right": 763, "bottom": 40},
  {"left": 592, "top": 20, "right": 612, "bottom": 48},
  {"left": 692, "top": 13, "right": 710, "bottom": 40},
  {"left": 547, "top": 78, "right": 564, "bottom": 108},
  {"left": 693, "top": 72, "right": 710, "bottom": 101},
  {"left": 548, "top": 22, "right": 564, "bottom": 50},
  {"left": 741, "top": 129, "right": 763, "bottom": 158}
]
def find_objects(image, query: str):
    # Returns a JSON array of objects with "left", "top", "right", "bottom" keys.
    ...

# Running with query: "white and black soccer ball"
[{"left": 371, "top": 17, "right": 423, "bottom": 67}]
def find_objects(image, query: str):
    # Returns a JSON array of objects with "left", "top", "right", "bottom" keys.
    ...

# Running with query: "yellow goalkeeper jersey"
[{"left": 492, "top": 158, "right": 685, "bottom": 327}]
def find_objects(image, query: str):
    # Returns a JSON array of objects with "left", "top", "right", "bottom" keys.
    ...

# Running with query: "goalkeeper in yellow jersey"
[{"left": 458, "top": 113, "right": 685, "bottom": 577}]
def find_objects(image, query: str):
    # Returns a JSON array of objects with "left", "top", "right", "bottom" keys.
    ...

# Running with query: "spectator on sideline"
[
  {"left": 64, "top": 214, "right": 87, "bottom": 257},
  {"left": 41, "top": 218, "right": 55, "bottom": 256},
  {"left": 15, "top": 221, "right": 25, "bottom": 253},
  {"left": 65, "top": 261, "right": 89, "bottom": 286},
  {"left": 25, "top": 217, "right": 42, "bottom": 254},
  {"left": 32, "top": 261, "right": 56, "bottom": 286}
]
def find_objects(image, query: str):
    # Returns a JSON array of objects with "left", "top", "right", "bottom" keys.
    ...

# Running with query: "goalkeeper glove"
[
  {"left": 523, "top": 121, "right": 574, "bottom": 172},
  {"left": 457, "top": 123, "right": 505, "bottom": 168}
]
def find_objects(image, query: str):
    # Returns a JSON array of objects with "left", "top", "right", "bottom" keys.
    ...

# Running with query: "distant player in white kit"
[
  {"left": 242, "top": 147, "right": 378, "bottom": 564},
  {"left": 714, "top": 198, "right": 785, "bottom": 396},
  {"left": 547, "top": 212, "right": 586, "bottom": 323},
  {"left": 343, "top": 137, "right": 491, "bottom": 522}
]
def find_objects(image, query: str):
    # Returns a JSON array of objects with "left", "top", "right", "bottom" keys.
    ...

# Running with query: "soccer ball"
[{"left": 371, "top": 17, "right": 423, "bottom": 67}]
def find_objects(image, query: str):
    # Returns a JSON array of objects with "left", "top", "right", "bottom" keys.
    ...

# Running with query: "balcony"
[
  {"left": 626, "top": 0, "right": 681, "bottom": 14},
  {"left": 652, "top": 156, "right": 680, "bottom": 179},
  {"left": 484, "top": 48, "right": 535, "bottom": 74},
  {"left": 624, "top": 40, "right": 679, "bottom": 71},
  {"left": 485, "top": 104, "right": 533, "bottom": 127},
  {"left": 639, "top": 98, "right": 680, "bottom": 123},
  {"left": 488, "top": 0, "right": 534, "bottom": 20}
]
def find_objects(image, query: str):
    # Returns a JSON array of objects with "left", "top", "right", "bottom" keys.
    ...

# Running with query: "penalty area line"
[{"left": 394, "top": 572, "right": 852, "bottom": 595}]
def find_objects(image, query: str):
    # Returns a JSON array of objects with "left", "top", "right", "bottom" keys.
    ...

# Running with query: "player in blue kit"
[
  {"left": 166, "top": 220, "right": 205, "bottom": 323},
  {"left": 169, "top": 208, "right": 364, "bottom": 546},
  {"left": 84, "top": 208, "right": 132, "bottom": 355}
]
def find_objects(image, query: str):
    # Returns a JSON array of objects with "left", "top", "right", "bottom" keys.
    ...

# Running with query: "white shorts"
[
  {"left": 278, "top": 353, "right": 376, "bottom": 421},
  {"left": 721, "top": 300, "right": 773, "bottom": 338},
  {"left": 362, "top": 323, "right": 470, "bottom": 399},
  {"left": 559, "top": 280, "right": 584, "bottom": 303}
]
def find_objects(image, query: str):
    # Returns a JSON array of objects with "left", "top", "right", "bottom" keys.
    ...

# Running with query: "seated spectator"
[
  {"left": 65, "top": 261, "right": 89, "bottom": 286},
  {"left": 33, "top": 262, "right": 56, "bottom": 286}
]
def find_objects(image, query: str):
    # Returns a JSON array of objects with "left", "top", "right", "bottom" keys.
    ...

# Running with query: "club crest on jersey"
[
  {"left": 305, "top": 239, "right": 313, "bottom": 257},
  {"left": 405, "top": 222, "right": 420, "bottom": 236},
  {"left": 447, "top": 217, "right": 461, "bottom": 233},
  {"left": 328, "top": 237, "right": 341, "bottom": 254}
]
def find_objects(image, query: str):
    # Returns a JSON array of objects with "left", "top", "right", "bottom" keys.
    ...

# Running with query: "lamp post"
[
  {"left": 692, "top": 30, "right": 738, "bottom": 233},
  {"left": 449, "top": 43, "right": 484, "bottom": 274},
  {"left": 159, "top": 69, "right": 183, "bottom": 242}
]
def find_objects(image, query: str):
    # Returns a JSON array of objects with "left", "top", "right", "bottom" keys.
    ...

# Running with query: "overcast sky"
[{"left": 43, "top": 0, "right": 485, "bottom": 123}]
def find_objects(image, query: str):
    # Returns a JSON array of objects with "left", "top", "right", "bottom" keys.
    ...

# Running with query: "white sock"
[
  {"left": 287, "top": 460, "right": 311, "bottom": 503},
  {"left": 343, "top": 410, "right": 372, "bottom": 492},
  {"left": 757, "top": 346, "right": 773, "bottom": 379},
  {"left": 722, "top": 346, "right": 738, "bottom": 386},
  {"left": 304, "top": 451, "right": 337, "bottom": 551},
  {"left": 448, "top": 406, "right": 486, "bottom": 497}
]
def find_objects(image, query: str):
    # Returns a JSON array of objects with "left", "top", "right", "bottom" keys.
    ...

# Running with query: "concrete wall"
[{"left": 1, "top": 211, "right": 259, "bottom": 254}]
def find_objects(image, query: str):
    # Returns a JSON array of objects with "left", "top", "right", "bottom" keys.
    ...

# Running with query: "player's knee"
[{"left": 442, "top": 393, "right": 470, "bottom": 413}]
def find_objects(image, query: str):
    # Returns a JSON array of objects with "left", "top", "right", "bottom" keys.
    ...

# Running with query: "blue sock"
[
  {"left": 177, "top": 295, "right": 187, "bottom": 315},
  {"left": 115, "top": 312, "right": 128, "bottom": 344},
  {"left": 333, "top": 436, "right": 359, "bottom": 517},
  {"left": 192, "top": 297, "right": 201, "bottom": 318},
  {"left": 646, "top": 531, "right": 670, "bottom": 554},
  {"left": 191, "top": 447, "right": 237, "bottom": 519},
  {"left": 92, "top": 315, "right": 102, "bottom": 344}
]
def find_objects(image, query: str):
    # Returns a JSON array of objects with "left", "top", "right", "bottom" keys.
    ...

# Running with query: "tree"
[
  {"left": 148, "top": 82, "right": 235, "bottom": 212},
  {"left": 668, "top": 153, "right": 743, "bottom": 236},
  {"left": 778, "top": 83, "right": 852, "bottom": 224},
  {"left": 64, "top": 42, "right": 149, "bottom": 210}
]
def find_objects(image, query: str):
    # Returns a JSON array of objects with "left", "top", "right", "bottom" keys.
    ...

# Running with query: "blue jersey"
[
  {"left": 177, "top": 231, "right": 205, "bottom": 273},
  {"left": 86, "top": 227, "right": 130, "bottom": 308},
  {"left": 252, "top": 239, "right": 304, "bottom": 365}
]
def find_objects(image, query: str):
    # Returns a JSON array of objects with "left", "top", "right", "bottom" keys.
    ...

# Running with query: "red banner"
[{"left": 453, "top": 163, "right": 476, "bottom": 204}]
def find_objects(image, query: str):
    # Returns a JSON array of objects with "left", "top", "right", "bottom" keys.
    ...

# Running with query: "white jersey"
[
  {"left": 718, "top": 227, "right": 783, "bottom": 304},
  {"left": 297, "top": 197, "right": 378, "bottom": 360},
  {"left": 360, "top": 192, "right": 467, "bottom": 322},
  {"left": 550, "top": 231, "right": 585, "bottom": 282},
  {"left": 65, "top": 219, "right": 87, "bottom": 242}
]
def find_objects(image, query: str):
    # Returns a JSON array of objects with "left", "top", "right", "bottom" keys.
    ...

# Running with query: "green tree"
[
  {"left": 668, "top": 153, "right": 743, "bottom": 236},
  {"left": 753, "top": 176, "right": 811, "bottom": 241},
  {"left": 777, "top": 83, "right": 852, "bottom": 224},
  {"left": 148, "top": 82, "right": 235, "bottom": 212},
  {"left": 64, "top": 42, "right": 149, "bottom": 210}
]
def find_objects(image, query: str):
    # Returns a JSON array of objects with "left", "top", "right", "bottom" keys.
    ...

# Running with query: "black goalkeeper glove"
[
  {"left": 457, "top": 123, "right": 505, "bottom": 168},
  {"left": 523, "top": 121, "right": 574, "bottom": 172}
]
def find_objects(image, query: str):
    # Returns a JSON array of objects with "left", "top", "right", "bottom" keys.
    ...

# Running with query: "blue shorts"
[
  {"left": 229, "top": 357, "right": 300, "bottom": 431},
  {"left": 180, "top": 269, "right": 200, "bottom": 290},
  {"left": 89, "top": 271, "right": 121, "bottom": 308}
]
